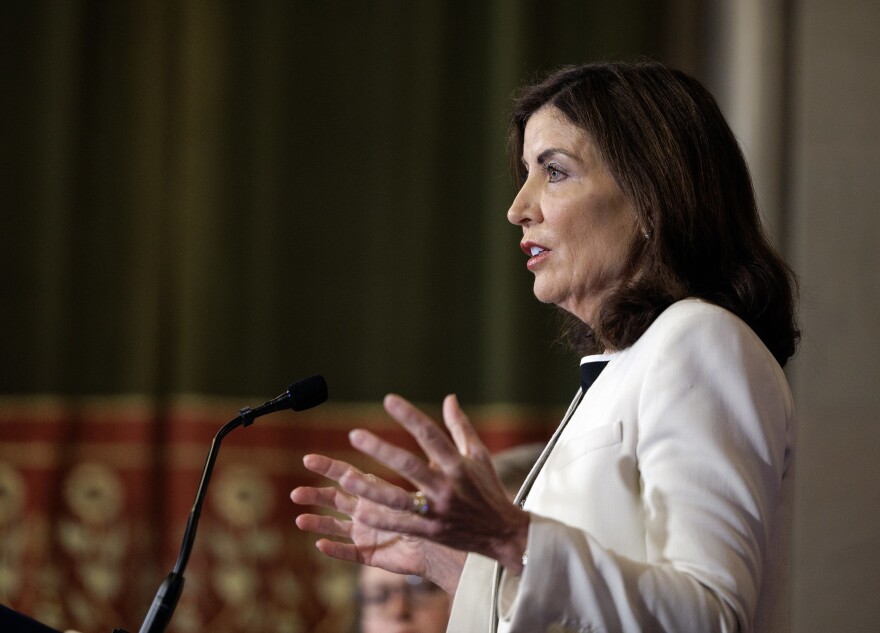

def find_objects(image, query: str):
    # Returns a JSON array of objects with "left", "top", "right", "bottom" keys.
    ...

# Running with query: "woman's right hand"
[{"left": 291, "top": 454, "right": 466, "bottom": 594}]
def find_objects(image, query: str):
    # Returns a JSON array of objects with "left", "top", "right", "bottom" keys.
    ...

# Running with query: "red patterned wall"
[{"left": 0, "top": 397, "right": 555, "bottom": 632}]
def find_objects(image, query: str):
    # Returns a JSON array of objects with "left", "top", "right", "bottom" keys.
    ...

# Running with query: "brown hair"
[{"left": 510, "top": 61, "right": 800, "bottom": 366}]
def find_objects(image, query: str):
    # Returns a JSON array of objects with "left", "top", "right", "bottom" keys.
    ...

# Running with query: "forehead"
[
  {"left": 521, "top": 105, "right": 594, "bottom": 160},
  {"left": 359, "top": 566, "right": 410, "bottom": 587}
]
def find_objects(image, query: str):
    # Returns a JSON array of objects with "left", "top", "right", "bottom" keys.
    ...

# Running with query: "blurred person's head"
[
  {"left": 493, "top": 443, "right": 545, "bottom": 500},
  {"left": 357, "top": 566, "right": 451, "bottom": 633}
]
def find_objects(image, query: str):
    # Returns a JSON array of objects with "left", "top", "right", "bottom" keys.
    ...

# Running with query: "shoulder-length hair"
[{"left": 510, "top": 61, "right": 800, "bottom": 366}]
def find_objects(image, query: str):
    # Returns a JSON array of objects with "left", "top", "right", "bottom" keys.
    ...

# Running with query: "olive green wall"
[{"left": 1, "top": 1, "right": 669, "bottom": 404}]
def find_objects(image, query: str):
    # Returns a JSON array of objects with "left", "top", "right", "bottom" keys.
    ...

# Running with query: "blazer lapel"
[{"left": 446, "top": 389, "right": 585, "bottom": 633}]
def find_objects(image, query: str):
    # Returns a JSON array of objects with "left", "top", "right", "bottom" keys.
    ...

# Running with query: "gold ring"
[{"left": 411, "top": 490, "right": 429, "bottom": 515}]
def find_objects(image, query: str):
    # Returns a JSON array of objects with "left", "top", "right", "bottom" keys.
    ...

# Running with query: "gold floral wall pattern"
[{"left": 0, "top": 399, "right": 550, "bottom": 632}]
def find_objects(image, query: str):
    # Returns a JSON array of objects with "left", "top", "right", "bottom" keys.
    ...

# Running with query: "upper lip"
[{"left": 520, "top": 240, "right": 550, "bottom": 257}]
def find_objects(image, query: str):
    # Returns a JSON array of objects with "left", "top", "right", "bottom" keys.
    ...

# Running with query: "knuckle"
[
  {"left": 399, "top": 454, "right": 423, "bottom": 474},
  {"left": 447, "top": 461, "right": 466, "bottom": 479},
  {"left": 339, "top": 468, "right": 359, "bottom": 489},
  {"left": 424, "top": 520, "right": 444, "bottom": 538},
  {"left": 414, "top": 424, "right": 434, "bottom": 444},
  {"left": 432, "top": 488, "right": 454, "bottom": 512},
  {"left": 469, "top": 445, "right": 489, "bottom": 460}
]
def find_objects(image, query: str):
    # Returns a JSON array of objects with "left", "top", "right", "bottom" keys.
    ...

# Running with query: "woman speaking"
[{"left": 291, "top": 61, "right": 799, "bottom": 633}]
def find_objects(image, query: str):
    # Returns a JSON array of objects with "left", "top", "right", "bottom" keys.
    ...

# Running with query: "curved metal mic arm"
[
  {"left": 137, "top": 414, "right": 244, "bottom": 633},
  {"left": 136, "top": 376, "right": 327, "bottom": 633}
]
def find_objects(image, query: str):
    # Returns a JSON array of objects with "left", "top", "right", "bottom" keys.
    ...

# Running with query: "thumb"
[{"left": 443, "top": 394, "right": 485, "bottom": 458}]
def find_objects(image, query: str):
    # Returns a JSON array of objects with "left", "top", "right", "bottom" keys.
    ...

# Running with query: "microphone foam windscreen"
[{"left": 288, "top": 375, "right": 328, "bottom": 411}]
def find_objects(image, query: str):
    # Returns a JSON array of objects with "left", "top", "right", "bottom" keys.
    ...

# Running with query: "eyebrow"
[{"left": 521, "top": 147, "right": 581, "bottom": 168}]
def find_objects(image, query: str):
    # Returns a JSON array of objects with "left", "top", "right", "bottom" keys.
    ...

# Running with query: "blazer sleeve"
[{"left": 495, "top": 307, "right": 794, "bottom": 632}]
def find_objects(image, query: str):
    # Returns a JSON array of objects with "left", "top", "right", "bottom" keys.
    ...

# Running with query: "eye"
[{"left": 544, "top": 163, "right": 566, "bottom": 183}]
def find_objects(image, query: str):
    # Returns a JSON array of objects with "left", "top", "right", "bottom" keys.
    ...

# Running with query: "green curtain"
[
  {"left": 0, "top": 2, "right": 680, "bottom": 631},
  {"left": 2, "top": 0, "right": 669, "bottom": 405}
]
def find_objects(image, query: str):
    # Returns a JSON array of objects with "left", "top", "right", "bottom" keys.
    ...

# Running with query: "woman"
[{"left": 291, "top": 61, "right": 799, "bottom": 632}]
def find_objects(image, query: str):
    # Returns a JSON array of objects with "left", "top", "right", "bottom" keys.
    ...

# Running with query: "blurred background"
[{"left": 1, "top": 1, "right": 877, "bottom": 631}]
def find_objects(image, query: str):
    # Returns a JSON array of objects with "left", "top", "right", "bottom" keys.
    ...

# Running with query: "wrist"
[
  {"left": 424, "top": 545, "right": 468, "bottom": 595},
  {"left": 496, "top": 509, "right": 530, "bottom": 574}
]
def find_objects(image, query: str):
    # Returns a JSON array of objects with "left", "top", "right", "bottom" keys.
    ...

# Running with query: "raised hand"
[
  {"left": 291, "top": 393, "right": 530, "bottom": 590},
  {"left": 291, "top": 454, "right": 464, "bottom": 592}
]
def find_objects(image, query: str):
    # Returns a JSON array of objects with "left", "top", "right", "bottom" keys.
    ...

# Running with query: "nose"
[
  {"left": 507, "top": 177, "right": 541, "bottom": 226},
  {"left": 386, "top": 590, "right": 413, "bottom": 620}
]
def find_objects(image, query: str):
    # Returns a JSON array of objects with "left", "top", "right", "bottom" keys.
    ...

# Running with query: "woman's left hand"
[{"left": 336, "top": 393, "right": 529, "bottom": 572}]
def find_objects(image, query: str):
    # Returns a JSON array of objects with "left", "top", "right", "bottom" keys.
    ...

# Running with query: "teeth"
[{"left": 530, "top": 246, "right": 545, "bottom": 256}]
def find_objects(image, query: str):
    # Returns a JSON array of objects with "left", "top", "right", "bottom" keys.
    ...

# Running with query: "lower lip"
[{"left": 526, "top": 251, "right": 549, "bottom": 270}]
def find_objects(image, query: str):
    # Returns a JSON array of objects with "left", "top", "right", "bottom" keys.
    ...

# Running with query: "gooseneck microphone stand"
[
  {"left": 132, "top": 375, "right": 328, "bottom": 633},
  {"left": 135, "top": 418, "right": 235, "bottom": 633}
]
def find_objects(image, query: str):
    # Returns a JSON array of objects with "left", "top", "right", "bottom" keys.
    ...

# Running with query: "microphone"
[
  {"left": 239, "top": 374, "right": 329, "bottom": 424},
  {"left": 137, "top": 375, "right": 328, "bottom": 633}
]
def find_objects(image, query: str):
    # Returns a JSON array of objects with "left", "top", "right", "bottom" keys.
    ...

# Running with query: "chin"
[
  {"left": 531, "top": 280, "right": 563, "bottom": 306},
  {"left": 532, "top": 283, "right": 599, "bottom": 324}
]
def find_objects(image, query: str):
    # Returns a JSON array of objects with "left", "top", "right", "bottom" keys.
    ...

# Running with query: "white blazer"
[{"left": 447, "top": 299, "right": 796, "bottom": 633}]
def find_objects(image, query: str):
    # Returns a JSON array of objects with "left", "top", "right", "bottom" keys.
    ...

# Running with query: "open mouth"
[{"left": 521, "top": 241, "right": 551, "bottom": 270}]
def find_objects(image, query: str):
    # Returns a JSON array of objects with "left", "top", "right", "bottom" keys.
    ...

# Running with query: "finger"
[
  {"left": 295, "top": 513, "right": 353, "bottom": 540},
  {"left": 383, "top": 394, "right": 461, "bottom": 467},
  {"left": 442, "top": 394, "right": 488, "bottom": 459},
  {"left": 355, "top": 499, "right": 439, "bottom": 540},
  {"left": 302, "top": 453, "right": 364, "bottom": 484},
  {"left": 290, "top": 486, "right": 357, "bottom": 516},
  {"left": 314, "top": 538, "right": 363, "bottom": 564},
  {"left": 300, "top": 450, "right": 411, "bottom": 516},
  {"left": 332, "top": 457, "right": 420, "bottom": 512},
  {"left": 348, "top": 428, "right": 439, "bottom": 491},
  {"left": 313, "top": 536, "right": 407, "bottom": 565}
]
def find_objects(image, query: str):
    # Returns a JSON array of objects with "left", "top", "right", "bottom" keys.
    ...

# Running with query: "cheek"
[
  {"left": 604, "top": 229, "right": 634, "bottom": 269},
  {"left": 413, "top": 606, "right": 452, "bottom": 629},
  {"left": 572, "top": 214, "right": 635, "bottom": 281},
  {"left": 418, "top": 597, "right": 451, "bottom": 614}
]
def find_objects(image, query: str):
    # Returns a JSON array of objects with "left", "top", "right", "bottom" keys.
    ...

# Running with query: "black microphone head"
[{"left": 288, "top": 375, "right": 328, "bottom": 411}]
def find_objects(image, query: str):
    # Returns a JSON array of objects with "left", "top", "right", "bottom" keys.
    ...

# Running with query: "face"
[
  {"left": 358, "top": 567, "right": 451, "bottom": 633},
  {"left": 508, "top": 106, "right": 638, "bottom": 327}
]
